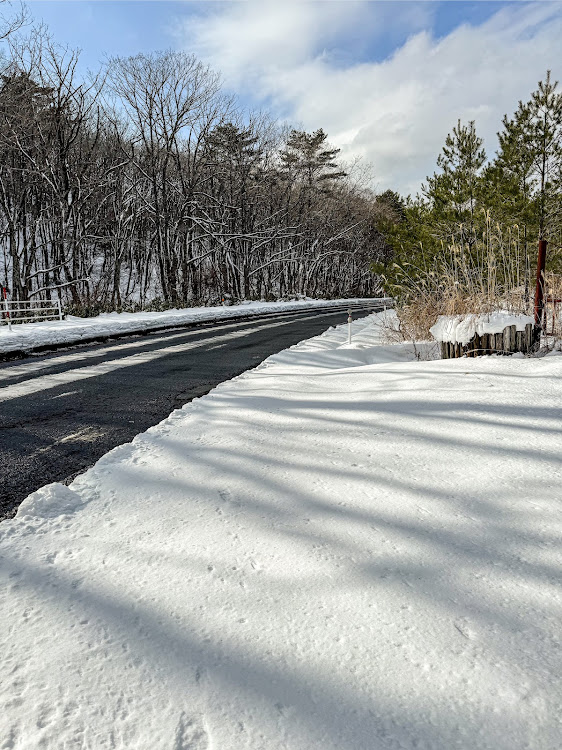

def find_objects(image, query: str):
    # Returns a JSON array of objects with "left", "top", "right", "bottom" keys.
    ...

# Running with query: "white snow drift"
[{"left": 0, "top": 311, "right": 561, "bottom": 750}]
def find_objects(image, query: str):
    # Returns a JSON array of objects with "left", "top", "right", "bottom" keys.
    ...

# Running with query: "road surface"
[{"left": 0, "top": 304, "right": 380, "bottom": 519}]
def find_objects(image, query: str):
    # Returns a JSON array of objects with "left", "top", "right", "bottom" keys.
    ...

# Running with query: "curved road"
[{"left": 0, "top": 304, "right": 380, "bottom": 519}]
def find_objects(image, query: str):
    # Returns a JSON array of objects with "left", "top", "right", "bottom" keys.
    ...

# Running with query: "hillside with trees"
[
  {"left": 0, "top": 30, "right": 390, "bottom": 314},
  {"left": 0, "top": 10, "right": 559, "bottom": 325}
]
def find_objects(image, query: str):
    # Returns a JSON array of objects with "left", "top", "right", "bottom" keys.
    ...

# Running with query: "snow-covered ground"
[
  {"left": 0, "top": 297, "right": 385, "bottom": 356},
  {"left": 1, "top": 311, "right": 561, "bottom": 750}
]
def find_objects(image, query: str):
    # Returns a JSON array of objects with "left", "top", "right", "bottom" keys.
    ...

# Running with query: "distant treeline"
[{"left": 0, "top": 30, "right": 391, "bottom": 313}]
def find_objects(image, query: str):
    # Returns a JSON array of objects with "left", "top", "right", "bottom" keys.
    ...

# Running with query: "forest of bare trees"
[{"left": 0, "top": 27, "right": 389, "bottom": 314}]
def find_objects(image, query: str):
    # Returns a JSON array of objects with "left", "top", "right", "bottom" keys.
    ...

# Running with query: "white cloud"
[
  {"left": 180, "top": 1, "right": 562, "bottom": 196},
  {"left": 182, "top": 1, "right": 365, "bottom": 84}
]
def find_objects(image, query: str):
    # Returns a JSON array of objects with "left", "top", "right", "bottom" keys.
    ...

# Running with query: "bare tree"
[
  {"left": 107, "top": 51, "right": 223, "bottom": 304},
  {"left": 0, "top": 38, "right": 382, "bottom": 312}
]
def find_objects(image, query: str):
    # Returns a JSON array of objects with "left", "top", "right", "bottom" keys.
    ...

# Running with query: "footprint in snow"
[
  {"left": 218, "top": 489, "right": 240, "bottom": 508},
  {"left": 194, "top": 666, "right": 209, "bottom": 687},
  {"left": 173, "top": 713, "right": 211, "bottom": 750},
  {"left": 249, "top": 557, "right": 262, "bottom": 572},
  {"left": 454, "top": 618, "right": 476, "bottom": 640}
]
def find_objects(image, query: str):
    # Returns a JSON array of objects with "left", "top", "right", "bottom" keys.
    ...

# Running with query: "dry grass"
[
  {"left": 544, "top": 272, "right": 562, "bottom": 340},
  {"left": 388, "top": 219, "right": 536, "bottom": 342},
  {"left": 545, "top": 272, "right": 562, "bottom": 298}
]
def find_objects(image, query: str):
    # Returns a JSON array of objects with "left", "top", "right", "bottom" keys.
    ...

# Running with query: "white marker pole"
[{"left": 347, "top": 308, "right": 352, "bottom": 345}]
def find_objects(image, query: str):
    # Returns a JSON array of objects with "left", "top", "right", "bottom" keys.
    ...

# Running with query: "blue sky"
[
  {"left": 23, "top": 1, "right": 562, "bottom": 194},
  {"left": 28, "top": 1, "right": 514, "bottom": 70}
]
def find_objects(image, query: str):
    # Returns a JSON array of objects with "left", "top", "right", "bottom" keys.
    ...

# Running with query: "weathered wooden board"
[{"left": 439, "top": 323, "right": 535, "bottom": 359}]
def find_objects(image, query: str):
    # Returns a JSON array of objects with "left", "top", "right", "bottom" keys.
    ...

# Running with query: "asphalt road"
[{"left": 0, "top": 304, "right": 380, "bottom": 519}]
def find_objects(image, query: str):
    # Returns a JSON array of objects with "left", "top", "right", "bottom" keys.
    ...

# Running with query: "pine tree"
[
  {"left": 376, "top": 189, "right": 406, "bottom": 224},
  {"left": 524, "top": 71, "right": 562, "bottom": 241},
  {"left": 0, "top": 70, "right": 56, "bottom": 298},
  {"left": 484, "top": 109, "right": 535, "bottom": 227},
  {"left": 423, "top": 119, "right": 486, "bottom": 249},
  {"left": 484, "top": 72, "right": 562, "bottom": 280},
  {"left": 279, "top": 128, "right": 346, "bottom": 190},
  {"left": 206, "top": 123, "right": 263, "bottom": 299}
]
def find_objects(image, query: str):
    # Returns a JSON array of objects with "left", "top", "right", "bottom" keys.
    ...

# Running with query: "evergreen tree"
[
  {"left": 0, "top": 70, "right": 56, "bottom": 297},
  {"left": 206, "top": 122, "right": 264, "bottom": 299},
  {"left": 481, "top": 103, "right": 537, "bottom": 301},
  {"left": 279, "top": 128, "right": 346, "bottom": 190},
  {"left": 524, "top": 71, "right": 562, "bottom": 240},
  {"left": 376, "top": 189, "right": 406, "bottom": 224},
  {"left": 423, "top": 119, "right": 486, "bottom": 249},
  {"left": 484, "top": 108, "right": 535, "bottom": 229},
  {"left": 482, "top": 72, "right": 562, "bottom": 277}
]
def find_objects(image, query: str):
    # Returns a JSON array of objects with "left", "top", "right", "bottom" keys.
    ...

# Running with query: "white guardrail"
[{"left": 2, "top": 295, "right": 63, "bottom": 331}]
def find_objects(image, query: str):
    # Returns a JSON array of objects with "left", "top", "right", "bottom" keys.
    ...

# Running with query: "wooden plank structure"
[{"left": 440, "top": 323, "right": 535, "bottom": 359}]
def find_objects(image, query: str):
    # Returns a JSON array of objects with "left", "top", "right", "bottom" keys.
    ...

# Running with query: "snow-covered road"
[
  {"left": 1, "top": 312, "right": 561, "bottom": 749},
  {"left": 0, "top": 310, "right": 343, "bottom": 403},
  {"left": 1, "top": 306, "right": 379, "bottom": 515},
  {"left": 0, "top": 297, "right": 384, "bottom": 357}
]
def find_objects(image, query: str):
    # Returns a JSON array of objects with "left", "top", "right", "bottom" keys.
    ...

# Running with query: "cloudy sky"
[{"left": 26, "top": 1, "right": 562, "bottom": 196}]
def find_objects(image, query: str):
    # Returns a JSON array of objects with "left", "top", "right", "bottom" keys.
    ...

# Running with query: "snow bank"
[
  {"left": 1, "top": 310, "right": 561, "bottom": 750},
  {"left": 16, "top": 483, "right": 85, "bottom": 520},
  {"left": 0, "top": 297, "right": 389, "bottom": 356},
  {"left": 430, "top": 311, "right": 534, "bottom": 345}
]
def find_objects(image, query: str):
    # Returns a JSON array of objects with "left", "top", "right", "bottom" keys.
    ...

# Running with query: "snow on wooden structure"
[{"left": 430, "top": 312, "right": 536, "bottom": 359}]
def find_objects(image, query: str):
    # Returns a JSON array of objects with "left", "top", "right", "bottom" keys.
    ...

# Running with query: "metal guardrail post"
[{"left": 2, "top": 287, "right": 12, "bottom": 332}]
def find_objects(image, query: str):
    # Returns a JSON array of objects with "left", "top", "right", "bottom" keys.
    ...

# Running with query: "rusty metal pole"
[{"left": 533, "top": 239, "right": 547, "bottom": 341}]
